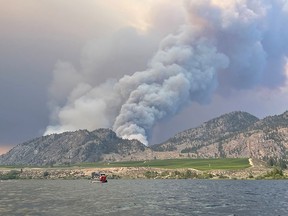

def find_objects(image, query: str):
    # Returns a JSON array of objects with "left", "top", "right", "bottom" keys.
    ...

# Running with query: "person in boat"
[
  {"left": 91, "top": 172, "right": 100, "bottom": 180},
  {"left": 99, "top": 173, "right": 107, "bottom": 183}
]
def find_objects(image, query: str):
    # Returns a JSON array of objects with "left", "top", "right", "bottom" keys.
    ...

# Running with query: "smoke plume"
[{"left": 45, "top": 0, "right": 288, "bottom": 145}]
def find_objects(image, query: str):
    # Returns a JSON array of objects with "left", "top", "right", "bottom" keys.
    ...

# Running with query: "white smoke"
[{"left": 45, "top": 0, "right": 288, "bottom": 145}]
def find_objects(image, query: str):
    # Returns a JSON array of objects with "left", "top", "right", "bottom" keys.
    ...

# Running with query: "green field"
[{"left": 79, "top": 158, "right": 251, "bottom": 171}]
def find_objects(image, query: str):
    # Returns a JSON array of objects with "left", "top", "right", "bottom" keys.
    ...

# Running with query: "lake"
[{"left": 0, "top": 179, "right": 287, "bottom": 215}]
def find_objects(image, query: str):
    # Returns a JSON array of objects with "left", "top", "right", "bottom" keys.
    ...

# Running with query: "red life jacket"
[{"left": 100, "top": 175, "right": 106, "bottom": 182}]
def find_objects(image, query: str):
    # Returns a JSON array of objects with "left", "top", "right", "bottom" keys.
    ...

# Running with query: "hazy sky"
[{"left": 1, "top": 0, "right": 288, "bottom": 153}]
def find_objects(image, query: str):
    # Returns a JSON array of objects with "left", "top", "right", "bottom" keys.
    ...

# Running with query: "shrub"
[
  {"left": 0, "top": 170, "right": 21, "bottom": 180},
  {"left": 43, "top": 171, "right": 50, "bottom": 177},
  {"left": 144, "top": 171, "right": 158, "bottom": 179},
  {"left": 198, "top": 172, "right": 213, "bottom": 179},
  {"left": 264, "top": 168, "right": 284, "bottom": 179},
  {"left": 182, "top": 170, "right": 198, "bottom": 179},
  {"left": 160, "top": 171, "right": 170, "bottom": 177}
]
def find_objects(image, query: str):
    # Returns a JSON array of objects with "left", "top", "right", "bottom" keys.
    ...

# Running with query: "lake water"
[{"left": 0, "top": 179, "right": 287, "bottom": 216}]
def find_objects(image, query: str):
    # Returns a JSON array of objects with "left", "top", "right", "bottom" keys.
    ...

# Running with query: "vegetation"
[
  {"left": 262, "top": 156, "right": 288, "bottom": 169},
  {"left": 43, "top": 171, "right": 50, "bottom": 177},
  {"left": 1, "top": 158, "right": 287, "bottom": 180},
  {"left": 256, "top": 167, "right": 286, "bottom": 180},
  {"left": 143, "top": 169, "right": 199, "bottom": 179},
  {"left": 181, "top": 147, "right": 198, "bottom": 153},
  {"left": 78, "top": 158, "right": 250, "bottom": 171},
  {"left": 0, "top": 170, "right": 21, "bottom": 180},
  {"left": 264, "top": 168, "right": 284, "bottom": 179},
  {"left": 151, "top": 144, "right": 177, "bottom": 152},
  {"left": 143, "top": 169, "right": 222, "bottom": 179}
]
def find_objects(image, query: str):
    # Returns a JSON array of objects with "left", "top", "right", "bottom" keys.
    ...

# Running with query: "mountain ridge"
[{"left": 1, "top": 110, "right": 288, "bottom": 166}]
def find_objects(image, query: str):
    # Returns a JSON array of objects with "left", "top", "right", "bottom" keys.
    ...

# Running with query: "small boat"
[{"left": 90, "top": 172, "right": 108, "bottom": 183}]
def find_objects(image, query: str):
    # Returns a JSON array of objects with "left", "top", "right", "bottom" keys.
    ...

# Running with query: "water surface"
[{"left": 0, "top": 179, "right": 287, "bottom": 215}]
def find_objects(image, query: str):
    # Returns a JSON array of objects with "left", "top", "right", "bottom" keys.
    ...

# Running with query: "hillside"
[
  {"left": 152, "top": 111, "right": 288, "bottom": 163},
  {"left": 151, "top": 111, "right": 259, "bottom": 154},
  {"left": 1, "top": 111, "right": 288, "bottom": 166},
  {"left": 0, "top": 128, "right": 149, "bottom": 165}
]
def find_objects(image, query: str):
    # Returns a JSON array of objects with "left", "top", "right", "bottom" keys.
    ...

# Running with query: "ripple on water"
[{"left": 0, "top": 179, "right": 288, "bottom": 216}]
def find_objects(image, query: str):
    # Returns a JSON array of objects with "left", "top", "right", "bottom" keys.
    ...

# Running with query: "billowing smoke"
[{"left": 45, "top": 0, "right": 288, "bottom": 145}]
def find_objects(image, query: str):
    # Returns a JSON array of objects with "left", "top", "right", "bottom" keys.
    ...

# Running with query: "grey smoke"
[{"left": 45, "top": 0, "right": 288, "bottom": 145}]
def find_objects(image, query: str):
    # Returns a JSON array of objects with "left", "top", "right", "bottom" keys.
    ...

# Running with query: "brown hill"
[{"left": 0, "top": 111, "right": 288, "bottom": 166}]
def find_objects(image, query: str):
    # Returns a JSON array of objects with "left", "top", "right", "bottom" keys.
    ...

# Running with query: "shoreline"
[
  {"left": 0, "top": 165, "right": 285, "bottom": 180},
  {"left": 0, "top": 158, "right": 286, "bottom": 180}
]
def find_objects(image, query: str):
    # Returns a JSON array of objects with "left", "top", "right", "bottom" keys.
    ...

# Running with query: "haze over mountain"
[{"left": 1, "top": 110, "right": 288, "bottom": 166}]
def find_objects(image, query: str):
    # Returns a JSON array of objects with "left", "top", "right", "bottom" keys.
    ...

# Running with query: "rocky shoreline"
[
  {"left": 0, "top": 162, "right": 285, "bottom": 180},
  {"left": 0, "top": 158, "right": 286, "bottom": 180}
]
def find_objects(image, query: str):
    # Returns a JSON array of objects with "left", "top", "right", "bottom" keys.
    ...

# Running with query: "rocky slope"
[
  {"left": 152, "top": 111, "right": 288, "bottom": 162},
  {"left": 0, "top": 128, "right": 149, "bottom": 165},
  {"left": 151, "top": 111, "right": 259, "bottom": 154},
  {"left": 1, "top": 111, "right": 288, "bottom": 166}
]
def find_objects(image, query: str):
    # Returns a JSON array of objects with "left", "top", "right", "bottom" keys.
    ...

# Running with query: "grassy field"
[{"left": 78, "top": 158, "right": 251, "bottom": 171}]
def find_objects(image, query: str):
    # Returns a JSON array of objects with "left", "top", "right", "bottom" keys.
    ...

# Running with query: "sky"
[{"left": 1, "top": 0, "right": 288, "bottom": 153}]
